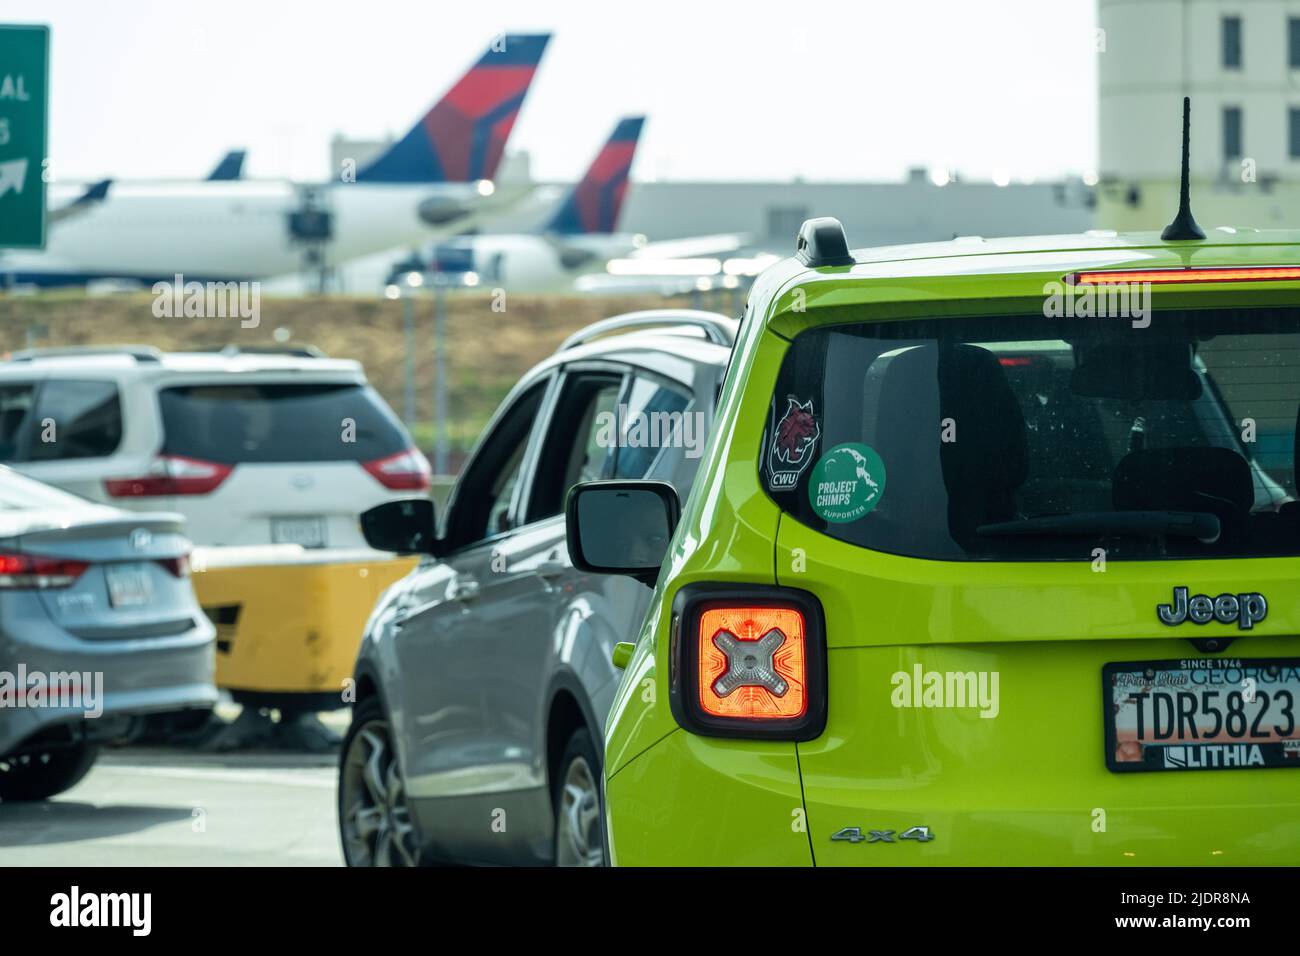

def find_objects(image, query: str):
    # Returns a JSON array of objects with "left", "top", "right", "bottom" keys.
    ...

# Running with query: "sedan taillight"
[
  {"left": 104, "top": 455, "right": 233, "bottom": 497},
  {"left": 0, "top": 552, "right": 89, "bottom": 589},
  {"left": 363, "top": 449, "right": 432, "bottom": 491},
  {"left": 157, "top": 555, "right": 190, "bottom": 578}
]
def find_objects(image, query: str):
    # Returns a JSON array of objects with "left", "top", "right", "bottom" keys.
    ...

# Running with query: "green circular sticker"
[{"left": 808, "top": 443, "right": 886, "bottom": 523}]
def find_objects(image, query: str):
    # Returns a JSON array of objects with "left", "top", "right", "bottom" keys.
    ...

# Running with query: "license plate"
[
  {"left": 271, "top": 516, "right": 327, "bottom": 549},
  {"left": 106, "top": 562, "right": 153, "bottom": 609},
  {"left": 1104, "top": 657, "right": 1300, "bottom": 773}
]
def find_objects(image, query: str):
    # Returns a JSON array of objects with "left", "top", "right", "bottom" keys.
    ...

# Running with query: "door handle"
[
  {"left": 537, "top": 559, "right": 566, "bottom": 580},
  {"left": 538, "top": 550, "right": 567, "bottom": 592},
  {"left": 450, "top": 576, "right": 480, "bottom": 603}
]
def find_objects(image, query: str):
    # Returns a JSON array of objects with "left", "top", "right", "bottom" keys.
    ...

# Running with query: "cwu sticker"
[
  {"left": 809, "top": 443, "right": 886, "bottom": 523},
  {"left": 767, "top": 397, "right": 820, "bottom": 491}
]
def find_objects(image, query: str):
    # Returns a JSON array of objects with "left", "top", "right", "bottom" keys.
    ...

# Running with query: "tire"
[
  {"left": 552, "top": 727, "right": 605, "bottom": 867},
  {"left": 337, "top": 697, "right": 421, "bottom": 866},
  {"left": 0, "top": 740, "right": 99, "bottom": 802}
]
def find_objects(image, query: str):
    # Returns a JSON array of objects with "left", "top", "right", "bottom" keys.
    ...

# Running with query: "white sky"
[{"left": 6, "top": 0, "right": 1099, "bottom": 184}]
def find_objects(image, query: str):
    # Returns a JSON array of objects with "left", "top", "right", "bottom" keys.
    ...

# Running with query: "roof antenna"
[{"left": 1161, "top": 96, "right": 1205, "bottom": 241}]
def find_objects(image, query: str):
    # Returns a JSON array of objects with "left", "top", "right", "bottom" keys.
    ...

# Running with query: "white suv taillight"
[
  {"left": 362, "top": 449, "right": 432, "bottom": 491},
  {"left": 104, "top": 455, "right": 233, "bottom": 497}
]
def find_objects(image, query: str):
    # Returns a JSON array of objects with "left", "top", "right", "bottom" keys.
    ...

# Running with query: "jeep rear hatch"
[{"left": 764, "top": 304, "right": 1300, "bottom": 864}]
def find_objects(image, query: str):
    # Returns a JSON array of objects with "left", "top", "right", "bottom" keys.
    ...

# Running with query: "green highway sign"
[{"left": 0, "top": 24, "right": 48, "bottom": 249}]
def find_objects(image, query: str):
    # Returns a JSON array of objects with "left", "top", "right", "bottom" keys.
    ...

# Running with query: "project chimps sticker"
[{"left": 808, "top": 443, "right": 886, "bottom": 523}]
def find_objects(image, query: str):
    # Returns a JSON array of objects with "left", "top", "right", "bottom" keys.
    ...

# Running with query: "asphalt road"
[{"left": 0, "top": 748, "right": 342, "bottom": 866}]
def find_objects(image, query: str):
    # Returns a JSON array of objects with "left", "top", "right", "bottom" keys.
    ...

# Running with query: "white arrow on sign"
[{"left": 0, "top": 158, "right": 28, "bottom": 199}]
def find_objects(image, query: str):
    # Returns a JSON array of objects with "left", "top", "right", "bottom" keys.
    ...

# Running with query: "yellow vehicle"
[{"left": 192, "top": 545, "right": 416, "bottom": 711}]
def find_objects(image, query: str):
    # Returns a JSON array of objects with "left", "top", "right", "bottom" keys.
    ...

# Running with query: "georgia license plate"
[
  {"left": 271, "top": 516, "right": 327, "bottom": 549},
  {"left": 1104, "top": 657, "right": 1300, "bottom": 773},
  {"left": 106, "top": 562, "right": 153, "bottom": 609}
]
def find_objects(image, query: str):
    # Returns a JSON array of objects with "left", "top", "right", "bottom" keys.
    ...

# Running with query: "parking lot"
[
  {"left": 0, "top": 746, "right": 341, "bottom": 867},
  {"left": 3, "top": 2, "right": 1300, "bottom": 914}
]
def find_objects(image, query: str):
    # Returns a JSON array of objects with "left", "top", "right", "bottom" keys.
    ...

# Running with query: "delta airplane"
[
  {"left": 393, "top": 116, "right": 747, "bottom": 293},
  {"left": 0, "top": 34, "right": 550, "bottom": 288}
]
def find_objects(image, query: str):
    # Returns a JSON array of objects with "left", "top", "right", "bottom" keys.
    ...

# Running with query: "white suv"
[{"left": 0, "top": 345, "right": 429, "bottom": 547}]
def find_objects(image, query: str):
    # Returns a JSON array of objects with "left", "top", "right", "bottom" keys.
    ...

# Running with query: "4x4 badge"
[{"left": 767, "top": 397, "right": 820, "bottom": 491}]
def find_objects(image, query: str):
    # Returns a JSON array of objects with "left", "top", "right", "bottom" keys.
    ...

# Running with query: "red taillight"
[
  {"left": 363, "top": 449, "right": 432, "bottom": 491},
  {"left": 157, "top": 555, "right": 190, "bottom": 578},
  {"left": 104, "top": 455, "right": 233, "bottom": 497},
  {"left": 1068, "top": 266, "right": 1300, "bottom": 285},
  {"left": 670, "top": 586, "right": 826, "bottom": 740},
  {"left": 697, "top": 606, "right": 808, "bottom": 719},
  {"left": 0, "top": 552, "right": 89, "bottom": 589}
]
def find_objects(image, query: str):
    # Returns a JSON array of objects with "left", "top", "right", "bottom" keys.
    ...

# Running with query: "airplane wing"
[{"left": 629, "top": 232, "right": 750, "bottom": 259}]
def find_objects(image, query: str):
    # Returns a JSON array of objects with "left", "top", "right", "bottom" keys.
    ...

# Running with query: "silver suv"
[{"left": 337, "top": 310, "right": 734, "bottom": 866}]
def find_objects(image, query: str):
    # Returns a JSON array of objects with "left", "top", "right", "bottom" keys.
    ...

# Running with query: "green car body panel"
[{"left": 603, "top": 229, "right": 1300, "bottom": 866}]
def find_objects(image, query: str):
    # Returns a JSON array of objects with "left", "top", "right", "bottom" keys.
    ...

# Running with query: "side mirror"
[
  {"left": 566, "top": 480, "right": 680, "bottom": 586},
  {"left": 361, "top": 499, "right": 440, "bottom": 556}
]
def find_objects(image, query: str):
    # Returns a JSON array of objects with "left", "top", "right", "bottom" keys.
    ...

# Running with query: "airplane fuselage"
[{"left": 0, "top": 179, "right": 498, "bottom": 285}]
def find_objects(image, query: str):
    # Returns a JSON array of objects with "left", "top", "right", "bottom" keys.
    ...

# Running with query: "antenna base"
[{"left": 1160, "top": 209, "right": 1206, "bottom": 242}]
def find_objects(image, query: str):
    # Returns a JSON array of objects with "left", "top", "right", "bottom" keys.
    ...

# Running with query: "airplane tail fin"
[
  {"left": 73, "top": 179, "right": 112, "bottom": 205},
  {"left": 357, "top": 33, "right": 550, "bottom": 184},
  {"left": 546, "top": 116, "right": 645, "bottom": 235},
  {"left": 207, "top": 150, "right": 246, "bottom": 181}
]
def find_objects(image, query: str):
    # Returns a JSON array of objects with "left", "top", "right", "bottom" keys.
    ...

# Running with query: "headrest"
[{"left": 1113, "top": 447, "right": 1253, "bottom": 518}]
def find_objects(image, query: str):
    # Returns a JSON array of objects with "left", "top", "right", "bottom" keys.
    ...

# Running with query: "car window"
[
  {"left": 526, "top": 371, "right": 623, "bottom": 523},
  {"left": 444, "top": 380, "right": 547, "bottom": 550},
  {"left": 764, "top": 307, "right": 1300, "bottom": 561},
  {"left": 0, "top": 384, "right": 36, "bottom": 461},
  {"left": 612, "top": 375, "right": 693, "bottom": 479},
  {"left": 26, "top": 380, "right": 123, "bottom": 461},
  {"left": 0, "top": 380, "right": 122, "bottom": 463},
  {"left": 159, "top": 383, "right": 407, "bottom": 463}
]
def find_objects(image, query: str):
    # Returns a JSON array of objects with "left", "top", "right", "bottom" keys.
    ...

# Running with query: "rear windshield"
[
  {"left": 160, "top": 383, "right": 409, "bottom": 464},
  {"left": 762, "top": 307, "right": 1300, "bottom": 561}
]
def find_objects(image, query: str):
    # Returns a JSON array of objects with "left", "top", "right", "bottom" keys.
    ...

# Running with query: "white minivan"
[{"left": 0, "top": 345, "right": 430, "bottom": 547}]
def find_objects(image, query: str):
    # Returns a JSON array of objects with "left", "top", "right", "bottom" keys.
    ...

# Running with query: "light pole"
[
  {"left": 430, "top": 269, "right": 479, "bottom": 478},
  {"left": 385, "top": 273, "right": 423, "bottom": 428},
  {"left": 433, "top": 275, "right": 448, "bottom": 477}
]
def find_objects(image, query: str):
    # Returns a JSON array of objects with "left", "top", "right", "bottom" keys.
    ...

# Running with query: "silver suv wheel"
[
  {"left": 339, "top": 704, "right": 419, "bottom": 867},
  {"left": 554, "top": 742, "right": 604, "bottom": 867}
]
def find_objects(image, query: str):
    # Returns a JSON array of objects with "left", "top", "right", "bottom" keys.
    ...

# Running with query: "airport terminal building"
[{"left": 617, "top": 174, "right": 1095, "bottom": 248}]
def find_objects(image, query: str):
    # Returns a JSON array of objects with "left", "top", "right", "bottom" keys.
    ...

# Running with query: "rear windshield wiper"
[{"left": 977, "top": 510, "right": 1221, "bottom": 543}]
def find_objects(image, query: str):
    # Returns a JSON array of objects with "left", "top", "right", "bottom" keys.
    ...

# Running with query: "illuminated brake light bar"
[
  {"left": 1069, "top": 266, "right": 1300, "bottom": 285},
  {"left": 669, "top": 585, "right": 827, "bottom": 740}
]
